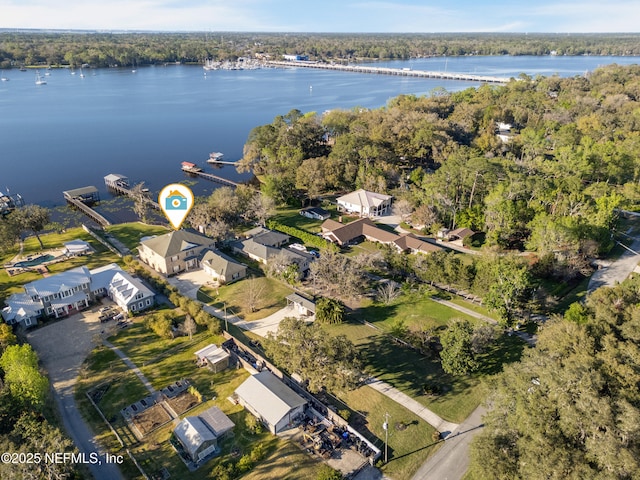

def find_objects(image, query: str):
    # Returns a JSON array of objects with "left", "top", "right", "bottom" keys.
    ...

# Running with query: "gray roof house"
[
  {"left": 234, "top": 371, "right": 307, "bottom": 434},
  {"left": 200, "top": 250, "right": 247, "bottom": 285},
  {"left": 244, "top": 227, "right": 290, "bottom": 248},
  {"left": 2, "top": 263, "right": 155, "bottom": 327},
  {"left": 173, "top": 406, "right": 234, "bottom": 465},
  {"left": 138, "top": 229, "right": 216, "bottom": 275}
]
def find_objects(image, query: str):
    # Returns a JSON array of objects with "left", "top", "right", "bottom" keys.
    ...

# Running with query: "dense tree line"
[
  {"left": 242, "top": 64, "right": 640, "bottom": 286},
  {"left": 0, "top": 327, "right": 82, "bottom": 479},
  {"left": 3, "top": 32, "right": 640, "bottom": 68},
  {"left": 470, "top": 278, "right": 640, "bottom": 479}
]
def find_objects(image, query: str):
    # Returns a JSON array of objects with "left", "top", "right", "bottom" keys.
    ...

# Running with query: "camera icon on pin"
[{"left": 165, "top": 191, "right": 188, "bottom": 210}]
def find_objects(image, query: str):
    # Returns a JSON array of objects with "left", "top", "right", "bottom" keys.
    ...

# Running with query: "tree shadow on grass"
[{"left": 475, "top": 333, "right": 526, "bottom": 376}]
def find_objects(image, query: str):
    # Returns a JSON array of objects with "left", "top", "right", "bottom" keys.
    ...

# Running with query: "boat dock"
[
  {"left": 267, "top": 60, "right": 510, "bottom": 84},
  {"left": 63, "top": 186, "right": 111, "bottom": 227},
  {"left": 104, "top": 174, "right": 160, "bottom": 210},
  {"left": 181, "top": 163, "right": 240, "bottom": 188}
]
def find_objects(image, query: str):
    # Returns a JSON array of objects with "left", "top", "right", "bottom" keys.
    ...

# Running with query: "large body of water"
[{"left": 1, "top": 55, "right": 639, "bottom": 208}]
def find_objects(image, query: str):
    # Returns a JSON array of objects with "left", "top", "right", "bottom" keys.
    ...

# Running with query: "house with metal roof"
[
  {"left": 2, "top": 263, "right": 155, "bottom": 326},
  {"left": 138, "top": 229, "right": 216, "bottom": 275},
  {"left": 336, "top": 189, "right": 392, "bottom": 217},
  {"left": 200, "top": 249, "right": 247, "bottom": 285},
  {"left": 194, "top": 343, "right": 230, "bottom": 373},
  {"left": 173, "top": 406, "right": 234, "bottom": 465},
  {"left": 234, "top": 371, "right": 307, "bottom": 434}
]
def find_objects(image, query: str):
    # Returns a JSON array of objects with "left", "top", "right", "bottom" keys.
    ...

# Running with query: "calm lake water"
[{"left": 1, "top": 55, "right": 639, "bottom": 208}]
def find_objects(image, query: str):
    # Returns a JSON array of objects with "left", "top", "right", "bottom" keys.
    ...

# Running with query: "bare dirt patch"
[
  {"left": 166, "top": 391, "right": 199, "bottom": 415},
  {"left": 132, "top": 404, "right": 172, "bottom": 437}
]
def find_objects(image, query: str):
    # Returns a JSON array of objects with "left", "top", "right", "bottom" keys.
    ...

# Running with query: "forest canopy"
[
  {"left": 240, "top": 63, "right": 640, "bottom": 283},
  {"left": 3, "top": 31, "right": 640, "bottom": 68}
]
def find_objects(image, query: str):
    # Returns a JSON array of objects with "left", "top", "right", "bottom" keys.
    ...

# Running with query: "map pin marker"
[{"left": 158, "top": 183, "right": 194, "bottom": 230}]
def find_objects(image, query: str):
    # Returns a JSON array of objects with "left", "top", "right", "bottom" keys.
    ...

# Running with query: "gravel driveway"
[{"left": 27, "top": 305, "right": 125, "bottom": 480}]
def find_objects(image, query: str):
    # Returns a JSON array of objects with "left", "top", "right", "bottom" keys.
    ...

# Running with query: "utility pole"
[
  {"left": 383, "top": 412, "right": 390, "bottom": 463},
  {"left": 224, "top": 301, "right": 228, "bottom": 331}
]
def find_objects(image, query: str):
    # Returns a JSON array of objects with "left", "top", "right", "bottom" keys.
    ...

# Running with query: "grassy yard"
[
  {"left": 106, "top": 222, "right": 170, "bottom": 252},
  {"left": 198, "top": 276, "right": 293, "bottom": 322},
  {"left": 324, "top": 292, "right": 528, "bottom": 423},
  {"left": 76, "top": 314, "right": 323, "bottom": 480},
  {"left": 338, "top": 386, "right": 441, "bottom": 480},
  {"left": 1, "top": 227, "right": 121, "bottom": 299},
  {"left": 356, "top": 291, "right": 478, "bottom": 332},
  {"left": 272, "top": 204, "right": 337, "bottom": 233}
]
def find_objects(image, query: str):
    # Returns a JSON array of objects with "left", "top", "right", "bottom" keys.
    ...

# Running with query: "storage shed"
[{"left": 234, "top": 371, "right": 307, "bottom": 434}]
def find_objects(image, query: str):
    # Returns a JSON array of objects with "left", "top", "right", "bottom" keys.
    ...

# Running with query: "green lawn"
[
  {"left": 324, "top": 293, "right": 528, "bottom": 423},
  {"left": 356, "top": 291, "right": 477, "bottom": 332},
  {"left": 338, "top": 386, "right": 440, "bottom": 480},
  {"left": 272, "top": 204, "right": 337, "bottom": 233},
  {"left": 106, "top": 222, "right": 170, "bottom": 251},
  {"left": 1, "top": 227, "right": 121, "bottom": 300},
  {"left": 76, "top": 313, "right": 322, "bottom": 480},
  {"left": 198, "top": 276, "right": 293, "bottom": 321}
]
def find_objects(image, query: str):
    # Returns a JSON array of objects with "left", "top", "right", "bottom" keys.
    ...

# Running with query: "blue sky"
[{"left": 2, "top": 0, "right": 639, "bottom": 32}]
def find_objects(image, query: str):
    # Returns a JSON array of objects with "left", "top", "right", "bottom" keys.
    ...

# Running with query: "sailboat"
[
  {"left": 35, "top": 70, "right": 46, "bottom": 85},
  {"left": 0, "top": 70, "right": 8, "bottom": 82},
  {"left": 79, "top": 66, "right": 85, "bottom": 78},
  {"left": 131, "top": 59, "right": 137, "bottom": 73}
]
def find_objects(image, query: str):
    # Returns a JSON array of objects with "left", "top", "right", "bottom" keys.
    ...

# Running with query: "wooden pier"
[
  {"left": 63, "top": 186, "right": 111, "bottom": 227},
  {"left": 181, "top": 164, "right": 240, "bottom": 188},
  {"left": 104, "top": 174, "right": 160, "bottom": 209},
  {"left": 267, "top": 60, "right": 510, "bottom": 84}
]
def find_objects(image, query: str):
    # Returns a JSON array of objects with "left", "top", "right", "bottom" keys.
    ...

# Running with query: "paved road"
[
  {"left": 588, "top": 238, "right": 640, "bottom": 293},
  {"left": 411, "top": 405, "right": 486, "bottom": 480}
]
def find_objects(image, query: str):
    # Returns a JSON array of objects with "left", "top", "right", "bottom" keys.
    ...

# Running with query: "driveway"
[
  {"left": 166, "top": 269, "right": 215, "bottom": 298},
  {"left": 27, "top": 304, "right": 125, "bottom": 480},
  {"left": 236, "top": 305, "right": 314, "bottom": 337},
  {"left": 588, "top": 238, "right": 640, "bottom": 293}
]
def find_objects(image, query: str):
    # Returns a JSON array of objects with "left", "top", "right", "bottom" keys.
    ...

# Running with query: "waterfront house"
[
  {"left": 173, "top": 406, "right": 234, "bottom": 465},
  {"left": 138, "top": 230, "right": 216, "bottom": 275},
  {"left": 200, "top": 249, "right": 247, "bottom": 285},
  {"left": 90, "top": 263, "right": 155, "bottom": 313},
  {"left": 336, "top": 189, "right": 392, "bottom": 217},
  {"left": 234, "top": 371, "right": 307, "bottom": 434}
]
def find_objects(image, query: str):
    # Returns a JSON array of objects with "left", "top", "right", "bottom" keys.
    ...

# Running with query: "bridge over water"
[{"left": 267, "top": 61, "right": 510, "bottom": 84}]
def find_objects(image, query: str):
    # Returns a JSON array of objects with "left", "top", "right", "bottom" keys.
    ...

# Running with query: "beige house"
[
  {"left": 138, "top": 230, "right": 216, "bottom": 275},
  {"left": 201, "top": 250, "right": 247, "bottom": 285}
]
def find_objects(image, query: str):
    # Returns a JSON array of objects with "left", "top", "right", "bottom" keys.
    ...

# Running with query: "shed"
[
  {"left": 63, "top": 239, "right": 93, "bottom": 257},
  {"left": 286, "top": 293, "right": 316, "bottom": 316},
  {"left": 173, "top": 406, "right": 234, "bottom": 465},
  {"left": 234, "top": 371, "right": 307, "bottom": 434},
  {"left": 194, "top": 344, "right": 230, "bottom": 373}
]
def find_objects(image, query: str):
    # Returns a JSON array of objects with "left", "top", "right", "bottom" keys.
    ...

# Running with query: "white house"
[
  {"left": 2, "top": 263, "right": 155, "bottom": 327},
  {"left": 336, "top": 189, "right": 392, "bottom": 217}
]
